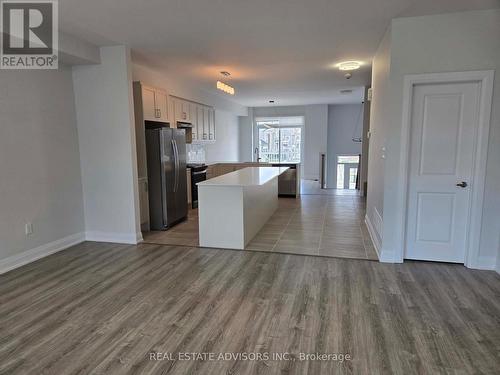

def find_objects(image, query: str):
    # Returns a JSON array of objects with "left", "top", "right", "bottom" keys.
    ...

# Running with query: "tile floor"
[
  {"left": 245, "top": 194, "right": 378, "bottom": 260},
  {"left": 300, "top": 179, "right": 360, "bottom": 195},
  {"left": 143, "top": 187, "right": 378, "bottom": 261}
]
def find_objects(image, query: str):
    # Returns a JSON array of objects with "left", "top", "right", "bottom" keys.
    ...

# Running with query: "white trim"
[
  {"left": 0, "top": 232, "right": 85, "bottom": 275},
  {"left": 85, "top": 231, "right": 142, "bottom": 244},
  {"left": 396, "top": 70, "right": 495, "bottom": 268},
  {"left": 365, "top": 214, "right": 381, "bottom": 258},
  {"left": 473, "top": 256, "right": 497, "bottom": 271},
  {"left": 365, "top": 212, "right": 395, "bottom": 263}
]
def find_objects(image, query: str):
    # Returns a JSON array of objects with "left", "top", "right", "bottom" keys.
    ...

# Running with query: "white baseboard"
[
  {"left": 0, "top": 232, "right": 85, "bottom": 275},
  {"left": 365, "top": 214, "right": 381, "bottom": 259},
  {"left": 468, "top": 255, "right": 497, "bottom": 271},
  {"left": 85, "top": 231, "right": 142, "bottom": 244},
  {"left": 379, "top": 249, "right": 400, "bottom": 263}
]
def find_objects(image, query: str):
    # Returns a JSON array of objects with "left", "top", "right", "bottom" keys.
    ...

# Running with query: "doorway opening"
[{"left": 336, "top": 155, "right": 360, "bottom": 190}]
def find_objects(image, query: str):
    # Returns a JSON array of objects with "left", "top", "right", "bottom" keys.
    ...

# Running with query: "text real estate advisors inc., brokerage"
[{"left": 149, "top": 351, "right": 352, "bottom": 363}]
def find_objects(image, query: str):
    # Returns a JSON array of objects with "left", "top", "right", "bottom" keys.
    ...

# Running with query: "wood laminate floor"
[
  {"left": 143, "top": 194, "right": 378, "bottom": 261},
  {"left": 1, "top": 242, "right": 499, "bottom": 374}
]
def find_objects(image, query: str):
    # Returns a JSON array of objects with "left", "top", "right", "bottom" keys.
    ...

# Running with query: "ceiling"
[{"left": 59, "top": 0, "right": 499, "bottom": 107}]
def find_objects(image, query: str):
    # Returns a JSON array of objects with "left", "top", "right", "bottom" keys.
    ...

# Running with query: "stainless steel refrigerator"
[{"left": 145, "top": 122, "right": 188, "bottom": 230}]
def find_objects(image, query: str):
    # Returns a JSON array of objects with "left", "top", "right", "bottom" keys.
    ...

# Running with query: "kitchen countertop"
[
  {"left": 201, "top": 161, "right": 300, "bottom": 166},
  {"left": 197, "top": 167, "right": 289, "bottom": 187}
]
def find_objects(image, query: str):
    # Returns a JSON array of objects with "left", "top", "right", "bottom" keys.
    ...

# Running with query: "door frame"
[{"left": 394, "top": 70, "right": 494, "bottom": 268}]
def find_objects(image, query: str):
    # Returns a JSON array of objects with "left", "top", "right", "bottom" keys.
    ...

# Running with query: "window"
[{"left": 256, "top": 116, "right": 303, "bottom": 163}]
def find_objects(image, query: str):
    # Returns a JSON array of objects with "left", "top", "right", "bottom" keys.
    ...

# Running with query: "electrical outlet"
[{"left": 25, "top": 222, "right": 33, "bottom": 236}]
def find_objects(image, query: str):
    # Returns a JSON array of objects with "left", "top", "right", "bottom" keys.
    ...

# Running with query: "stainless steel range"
[{"left": 187, "top": 163, "right": 207, "bottom": 208}]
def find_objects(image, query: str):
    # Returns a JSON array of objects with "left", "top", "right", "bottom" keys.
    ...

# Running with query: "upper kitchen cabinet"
[
  {"left": 194, "top": 105, "right": 216, "bottom": 143},
  {"left": 134, "top": 82, "right": 170, "bottom": 123},
  {"left": 155, "top": 90, "right": 169, "bottom": 123},
  {"left": 189, "top": 103, "right": 199, "bottom": 141},
  {"left": 197, "top": 105, "right": 206, "bottom": 141},
  {"left": 172, "top": 96, "right": 191, "bottom": 124},
  {"left": 169, "top": 96, "right": 216, "bottom": 143},
  {"left": 208, "top": 107, "right": 216, "bottom": 141},
  {"left": 141, "top": 85, "right": 157, "bottom": 121}
]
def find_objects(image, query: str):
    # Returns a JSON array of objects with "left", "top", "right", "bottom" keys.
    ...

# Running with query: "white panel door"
[{"left": 406, "top": 82, "right": 480, "bottom": 263}]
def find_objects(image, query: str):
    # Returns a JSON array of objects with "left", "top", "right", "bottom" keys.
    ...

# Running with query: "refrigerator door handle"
[
  {"left": 171, "top": 139, "right": 178, "bottom": 192},
  {"left": 175, "top": 141, "right": 181, "bottom": 191},
  {"left": 175, "top": 140, "right": 180, "bottom": 192}
]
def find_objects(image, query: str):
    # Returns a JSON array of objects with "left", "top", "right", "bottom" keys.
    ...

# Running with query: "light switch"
[{"left": 25, "top": 222, "right": 33, "bottom": 235}]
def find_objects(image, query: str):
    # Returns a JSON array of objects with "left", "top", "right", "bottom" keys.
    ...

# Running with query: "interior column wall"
[{"left": 72, "top": 46, "right": 141, "bottom": 243}]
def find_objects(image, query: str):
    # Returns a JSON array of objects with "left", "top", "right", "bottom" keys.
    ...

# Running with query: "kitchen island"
[
  {"left": 197, "top": 167, "right": 289, "bottom": 249},
  {"left": 205, "top": 162, "right": 300, "bottom": 197}
]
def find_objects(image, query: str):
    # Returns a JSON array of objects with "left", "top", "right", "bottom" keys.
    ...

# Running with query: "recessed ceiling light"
[{"left": 337, "top": 61, "right": 362, "bottom": 71}]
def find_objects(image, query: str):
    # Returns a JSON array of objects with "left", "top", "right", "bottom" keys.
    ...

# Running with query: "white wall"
[
  {"left": 239, "top": 108, "right": 254, "bottom": 162},
  {"left": 366, "top": 27, "right": 391, "bottom": 246},
  {"left": 304, "top": 105, "right": 329, "bottom": 180},
  {"left": 360, "top": 88, "right": 371, "bottom": 196},
  {"left": 59, "top": 32, "right": 101, "bottom": 65},
  {"left": 203, "top": 109, "right": 240, "bottom": 162},
  {"left": 368, "top": 9, "right": 500, "bottom": 268},
  {"left": 72, "top": 46, "right": 141, "bottom": 244},
  {"left": 0, "top": 67, "right": 85, "bottom": 271},
  {"left": 249, "top": 105, "right": 328, "bottom": 179},
  {"left": 326, "top": 104, "right": 363, "bottom": 188}
]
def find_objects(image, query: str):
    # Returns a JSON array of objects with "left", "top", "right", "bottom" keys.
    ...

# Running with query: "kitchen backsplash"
[{"left": 187, "top": 143, "right": 206, "bottom": 162}]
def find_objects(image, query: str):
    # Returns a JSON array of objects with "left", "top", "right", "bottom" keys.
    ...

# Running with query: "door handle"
[
  {"left": 456, "top": 181, "right": 468, "bottom": 188},
  {"left": 172, "top": 140, "right": 178, "bottom": 192},
  {"left": 174, "top": 140, "right": 180, "bottom": 192}
]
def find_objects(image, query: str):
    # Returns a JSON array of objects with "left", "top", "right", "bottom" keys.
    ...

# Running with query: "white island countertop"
[{"left": 197, "top": 167, "right": 289, "bottom": 187}]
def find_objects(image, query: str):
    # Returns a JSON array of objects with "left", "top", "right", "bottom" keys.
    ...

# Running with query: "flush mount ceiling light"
[
  {"left": 216, "top": 71, "right": 235, "bottom": 95},
  {"left": 337, "top": 61, "right": 362, "bottom": 71}
]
